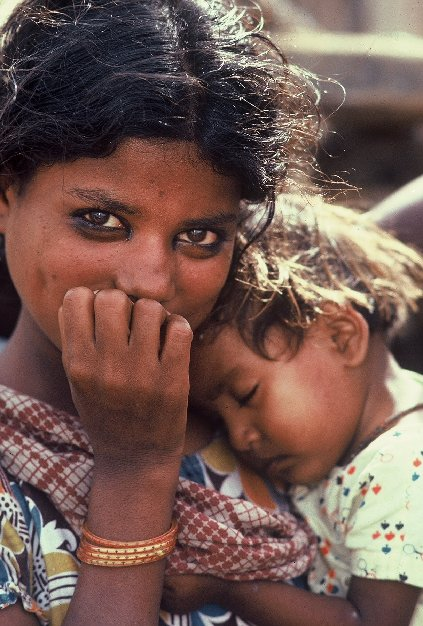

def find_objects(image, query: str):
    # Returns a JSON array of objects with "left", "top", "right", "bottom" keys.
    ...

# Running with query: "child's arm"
[
  {"left": 163, "top": 573, "right": 420, "bottom": 626},
  {"left": 0, "top": 605, "right": 39, "bottom": 625}
]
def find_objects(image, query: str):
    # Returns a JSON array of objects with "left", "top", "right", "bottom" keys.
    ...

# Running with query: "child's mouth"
[
  {"left": 264, "top": 455, "right": 293, "bottom": 480},
  {"left": 240, "top": 451, "right": 292, "bottom": 479}
]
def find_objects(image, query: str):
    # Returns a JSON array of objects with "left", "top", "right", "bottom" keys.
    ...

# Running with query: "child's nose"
[
  {"left": 113, "top": 241, "right": 176, "bottom": 305},
  {"left": 229, "top": 422, "right": 260, "bottom": 453}
]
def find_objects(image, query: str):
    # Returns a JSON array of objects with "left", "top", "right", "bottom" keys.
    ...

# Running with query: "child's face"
[
  {"left": 190, "top": 322, "right": 367, "bottom": 486},
  {"left": 0, "top": 140, "right": 241, "bottom": 347}
]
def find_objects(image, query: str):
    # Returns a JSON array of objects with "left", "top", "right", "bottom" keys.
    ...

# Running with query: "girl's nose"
[{"left": 113, "top": 241, "right": 176, "bottom": 305}]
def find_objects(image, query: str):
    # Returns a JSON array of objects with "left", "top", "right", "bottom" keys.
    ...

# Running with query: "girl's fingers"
[
  {"left": 93, "top": 289, "right": 133, "bottom": 350},
  {"left": 129, "top": 298, "right": 168, "bottom": 356},
  {"left": 160, "top": 314, "right": 193, "bottom": 376},
  {"left": 59, "top": 287, "right": 95, "bottom": 358}
]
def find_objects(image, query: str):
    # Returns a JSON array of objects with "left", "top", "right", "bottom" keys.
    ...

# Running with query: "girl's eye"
[
  {"left": 72, "top": 209, "right": 129, "bottom": 238},
  {"left": 177, "top": 229, "right": 219, "bottom": 246},
  {"left": 235, "top": 384, "right": 259, "bottom": 407},
  {"left": 82, "top": 211, "right": 125, "bottom": 229}
]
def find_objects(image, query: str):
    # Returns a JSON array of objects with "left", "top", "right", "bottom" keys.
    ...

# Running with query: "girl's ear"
[
  {"left": 0, "top": 184, "right": 12, "bottom": 233},
  {"left": 319, "top": 304, "right": 370, "bottom": 367}
]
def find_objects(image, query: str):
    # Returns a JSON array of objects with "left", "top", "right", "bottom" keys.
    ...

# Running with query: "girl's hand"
[
  {"left": 59, "top": 287, "right": 193, "bottom": 471},
  {"left": 162, "top": 574, "right": 225, "bottom": 613}
]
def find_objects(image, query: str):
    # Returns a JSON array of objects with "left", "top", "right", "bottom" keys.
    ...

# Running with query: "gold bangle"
[{"left": 77, "top": 519, "right": 178, "bottom": 567}]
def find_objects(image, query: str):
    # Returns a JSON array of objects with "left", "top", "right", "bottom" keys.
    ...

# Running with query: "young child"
[
  {"left": 186, "top": 197, "right": 423, "bottom": 626},
  {"left": 0, "top": 1, "right": 321, "bottom": 625}
]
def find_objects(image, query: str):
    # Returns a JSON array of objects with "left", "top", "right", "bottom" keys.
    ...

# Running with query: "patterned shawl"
[{"left": 0, "top": 384, "right": 316, "bottom": 581}]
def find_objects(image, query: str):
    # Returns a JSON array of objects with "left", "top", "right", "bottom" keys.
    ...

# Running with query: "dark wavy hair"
[
  {"left": 0, "top": 0, "right": 321, "bottom": 335},
  {"left": 0, "top": 0, "right": 320, "bottom": 197}
]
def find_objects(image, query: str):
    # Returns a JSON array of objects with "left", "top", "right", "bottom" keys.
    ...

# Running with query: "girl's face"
[
  {"left": 190, "top": 322, "right": 367, "bottom": 486},
  {"left": 0, "top": 140, "right": 241, "bottom": 347}
]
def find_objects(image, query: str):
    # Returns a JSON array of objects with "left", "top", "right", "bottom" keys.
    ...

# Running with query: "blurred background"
[{"left": 255, "top": 0, "right": 423, "bottom": 206}]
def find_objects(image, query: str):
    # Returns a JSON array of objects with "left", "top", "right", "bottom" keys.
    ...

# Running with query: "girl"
[
  {"left": 187, "top": 197, "right": 423, "bottom": 625},
  {"left": 0, "top": 1, "right": 320, "bottom": 624}
]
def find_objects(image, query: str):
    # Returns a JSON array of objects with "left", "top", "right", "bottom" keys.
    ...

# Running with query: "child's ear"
[{"left": 319, "top": 304, "right": 369, "bottom": 367}]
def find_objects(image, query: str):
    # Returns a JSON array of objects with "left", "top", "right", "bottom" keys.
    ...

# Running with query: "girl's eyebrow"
[
  {"left": 69, "top": 187, "right": 139, "bottom": 216},
  {"left": 179, "top": 212, "right": 239, "bottom": 230},
  {"left": 68, "top": 187, "right": 239, "bottom": 227}
]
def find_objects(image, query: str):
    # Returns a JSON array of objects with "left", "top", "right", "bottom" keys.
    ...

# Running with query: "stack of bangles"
[{"left": 77, "top": 519, "right": 178, "bottom": 567}]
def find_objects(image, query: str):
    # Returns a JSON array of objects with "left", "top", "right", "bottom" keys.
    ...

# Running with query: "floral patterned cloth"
[
  {"left": 0, "top": 467, "right": 79, "bottom": 625},
  {"left": 292, "top": 375, "right": 423, "bottom": 626},
  {"left": 0, "top": 384, "right": 314, "bottom": 625}
]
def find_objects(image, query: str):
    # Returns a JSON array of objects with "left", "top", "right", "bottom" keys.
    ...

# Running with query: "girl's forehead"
[{"left": 18, "top": 139, "right": 242, "bottom": 210}]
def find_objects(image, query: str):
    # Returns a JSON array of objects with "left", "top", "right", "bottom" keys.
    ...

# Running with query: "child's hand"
[
  {"left": 162, "top": 574, "right": 224, "bottom": 613},
  {"left": 58, "top": 287, "right": 192, "bottom": 471}
]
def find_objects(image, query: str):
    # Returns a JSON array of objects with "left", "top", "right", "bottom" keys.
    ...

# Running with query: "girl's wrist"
[
  {"left": 87, "top": 458, "right": 181, "bottom": 540},
  {"left": 93, "top": 448, "right": 183, "bottom": 480}
]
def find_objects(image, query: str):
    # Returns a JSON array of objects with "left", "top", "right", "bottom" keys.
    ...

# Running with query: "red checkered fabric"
[
  {"left": 0, "top": 384, "right": 316, "bottom": 581},
  {"left": 171, "top": 479, "right": 316, "bottom": 580}
]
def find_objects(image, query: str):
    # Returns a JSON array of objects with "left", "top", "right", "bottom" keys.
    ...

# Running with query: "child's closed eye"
[{"left": 234, "top": 383, "right": 259, "bottom": 407}]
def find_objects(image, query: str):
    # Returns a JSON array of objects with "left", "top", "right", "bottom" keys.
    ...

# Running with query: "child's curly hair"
[{"left": 207, "top": 195, "right": 423, "bottom": 356}]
